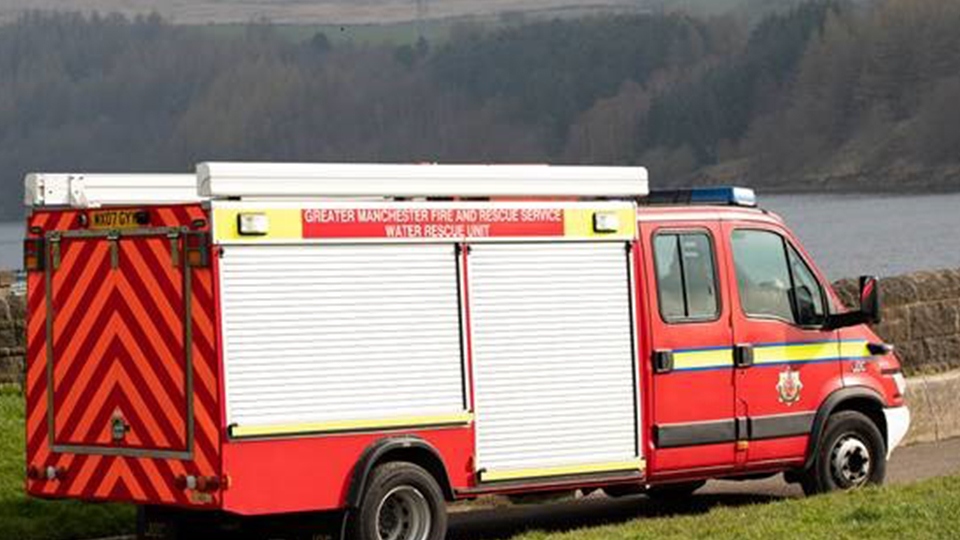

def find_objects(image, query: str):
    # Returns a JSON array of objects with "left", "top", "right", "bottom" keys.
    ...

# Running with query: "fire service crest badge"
[{"left": 777, "top": 368, "right": 803, "bottom": 405}]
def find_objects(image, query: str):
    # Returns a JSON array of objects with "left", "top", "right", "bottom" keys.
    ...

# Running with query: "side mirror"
[
  {"left": 825, "top": 275, "right": 882, "bottom": 330},
  {"left": 858, "top": 275, "right": 881, "bottom": 325}
]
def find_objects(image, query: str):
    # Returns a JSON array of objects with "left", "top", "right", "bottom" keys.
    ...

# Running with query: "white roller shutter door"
[
  {"left": 219, "top": 244, "right": 466, "bottom": 433},
  {"left": 470, "top": 242, "right": 640, "bottom": 476}
]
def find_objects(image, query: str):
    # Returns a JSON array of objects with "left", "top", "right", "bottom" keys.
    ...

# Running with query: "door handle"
[
  {"left": 107, "top": 231, "right": 120, "bottom": 270},
  {"left": 49, "top": 234, "right": 62, "bottom": 271},
  {"left": 653, "top": 350, "right": 674, "bottom": 374},
  {"left": 167, "top": 231, "right": 181, "bottom": 268},
  {"left": 735, "top": 344, "right": 754, "bottom": 368}
]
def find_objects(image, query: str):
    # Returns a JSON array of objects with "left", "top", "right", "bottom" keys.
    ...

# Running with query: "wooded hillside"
[{"left": 1, "top": 0, "right": 958, "bottom": 220}]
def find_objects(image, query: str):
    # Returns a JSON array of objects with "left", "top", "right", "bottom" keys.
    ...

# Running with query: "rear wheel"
[
  {"left": 347, "top": 462, "right": 447, "bottom": 540},
  {"left": 800, "top": 410, "right": 886, "bottom": 496}
]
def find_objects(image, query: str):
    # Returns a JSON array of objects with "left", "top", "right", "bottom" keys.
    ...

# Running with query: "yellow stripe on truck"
[
  {"left": 230, "top": 412, "right": 474, "bottom": 439},
  {"left": 672, "top": 341, "right": 872, "bottom": 372},
  {"left": 753, "top": 341, "right": 839, "bottom": 365},
  {"left": 673, "top": 348, "right": 735, "bottom": 371},
  {"left": 840, "top": 340, "right": 871, "bottom": 359},
  {"left": 479, "top": 459, "right": 645, "bottom": 483}
]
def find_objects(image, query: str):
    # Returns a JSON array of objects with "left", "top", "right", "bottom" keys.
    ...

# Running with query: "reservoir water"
[
  {"left": 0, "top": 221, "right": 20, "bottom": 273},
  {"left": 762, "top": 192, "right": 959, "bottom": 279},
  {"left": 0, "top": 192, "right": 957, "bottom": 279}
]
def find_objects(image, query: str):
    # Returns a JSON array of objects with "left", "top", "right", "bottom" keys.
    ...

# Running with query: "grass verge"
[
  {"left": 0, "top": 385, "right": 134, "bottom": 540},
  {"left": 511, "top": 475, "right": 960, "bottom": 540},
  {"left": 3, "top": 383, "right": 959, "bottom": 539}
]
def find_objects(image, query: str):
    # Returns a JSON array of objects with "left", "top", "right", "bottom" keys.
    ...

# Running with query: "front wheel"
[
  {"left": 347, "top": 462, "right": 447, "bottom": 540},
  {"left": 800, "top": 410, "right": 886, "bottom": 496}
]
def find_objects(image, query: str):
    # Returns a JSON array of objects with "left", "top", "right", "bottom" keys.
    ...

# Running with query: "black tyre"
[
  {"left": 348, "top": 462, "right": 447, "bottom": 540},
  {"left": 644, "top": 480, "right": 706, "bottom": 500},
  {"left": 800, "top": 410, "right": 886, "bottom": 496}
]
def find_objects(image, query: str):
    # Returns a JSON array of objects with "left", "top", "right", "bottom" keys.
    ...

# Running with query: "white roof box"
[
  {"left": 25, "top": 173, "right": 202, "bottom": 208},
  {"left": 198, "top": 162, "right": 649, "bottom": 199}
]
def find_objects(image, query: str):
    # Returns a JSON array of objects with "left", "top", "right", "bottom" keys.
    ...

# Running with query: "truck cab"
[{"left": 635, "top": 193, "right": 909, "bottom": 495}]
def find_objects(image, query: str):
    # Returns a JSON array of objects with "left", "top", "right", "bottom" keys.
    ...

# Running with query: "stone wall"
[
  {"left": 0, "top": 270, "right": 25, "bottom": 385},
  {"left": 1, "top": 267, "right": 958, "bottom": 444},
  {"left": 1, "top": 268, "right": 958, "bottom": 383},
  {"left": 833, "top": 269, "right": 960, "bottom": 375}
]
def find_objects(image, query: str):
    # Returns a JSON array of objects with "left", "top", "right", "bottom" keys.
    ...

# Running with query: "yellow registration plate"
[{"left": 89, "top": 210, "right": 147, "bottom": 230}]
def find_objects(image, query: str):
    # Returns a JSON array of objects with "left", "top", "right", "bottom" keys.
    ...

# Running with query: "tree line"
[{"left": 1, "top": 1, "right": 958, "bottom": 220}]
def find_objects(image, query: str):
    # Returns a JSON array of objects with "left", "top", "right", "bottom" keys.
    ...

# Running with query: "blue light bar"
[
  {"left": 646, "top": 186, "right": 757, "bottom": 207},
  {"left": 690, "top": 187, "right": 756, "bottom": 207}
]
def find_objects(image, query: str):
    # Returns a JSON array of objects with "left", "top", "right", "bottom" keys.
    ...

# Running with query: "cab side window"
[
  {"left": 787, "top": 244, "right": 826, "bottom": 324},
  {"left": 731, "top": 229, "right": 825, "bottom": 326},
  {"left": 654, "top": 232, "right": 720, "bottom": 322}
]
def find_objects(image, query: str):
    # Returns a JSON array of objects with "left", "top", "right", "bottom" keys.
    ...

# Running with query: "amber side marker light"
[
  {"left": 27, "top": 465, "right": 66, "bottom": 481},
  {"left": 23, "top": 238, "right": 45, "bottom": 271},
  {"left": 184, "top": 232, "right": 211, "bottom": 268}
]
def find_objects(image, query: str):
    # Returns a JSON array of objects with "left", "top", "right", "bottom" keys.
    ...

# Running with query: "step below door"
[{"left": 470, "top": 242, "right": 642, "bottom": 482}]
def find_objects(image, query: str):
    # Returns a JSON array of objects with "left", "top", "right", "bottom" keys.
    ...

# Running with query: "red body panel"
[
  {"left": 221, "top": 427, "right": 474, "bottom": 515},
  {"left": 745, "top": 435, "right": 807, "bottom": 465},
  {"left": 839, "top": 326, "right": 905, "bottom": 408}
]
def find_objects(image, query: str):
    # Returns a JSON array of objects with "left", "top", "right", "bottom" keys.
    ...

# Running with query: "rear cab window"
[{"left": 653, "top": 231, "right": 720, "bottom": 323}]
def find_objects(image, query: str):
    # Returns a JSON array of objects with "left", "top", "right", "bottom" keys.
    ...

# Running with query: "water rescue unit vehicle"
[{"left": 22, "top": 163, "right": 910, "bottom": 540}]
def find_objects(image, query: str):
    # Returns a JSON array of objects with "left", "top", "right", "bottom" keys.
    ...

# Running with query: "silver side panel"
[
  {"left": 219, "top": 244, "right": 465, "bottom": 429},
  {"left": 470, "top": 242, "right": 640, "bottom": 472}
]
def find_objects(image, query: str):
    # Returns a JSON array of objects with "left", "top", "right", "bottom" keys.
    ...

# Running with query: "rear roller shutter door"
[
  {"left": 219, "top": 244, "right": 467, "bottom": 436},
  {"left": 470, "top": 242, "right": 641, "bottom": 480}
]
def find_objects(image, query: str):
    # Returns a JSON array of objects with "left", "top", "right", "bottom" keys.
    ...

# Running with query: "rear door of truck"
[
  {"left": 26, "top": 191, "right": 222, "bottom": 507},
  {"left": 46, "top": 214, "right": 193, "bottom": 457}
]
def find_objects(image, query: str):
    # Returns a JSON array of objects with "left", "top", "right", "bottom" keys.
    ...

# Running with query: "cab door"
[
  {"left": 722, "top": 222, "right": 841, "bottom": 468},
  {"left": 642, "top": 221, "right": 737, "bottom": 476}
]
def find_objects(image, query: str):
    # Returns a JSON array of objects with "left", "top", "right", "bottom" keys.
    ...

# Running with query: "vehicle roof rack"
[
  {"left": 25, "top": 173, "right": 202, "bottom": 208},
  {"left": 24, "top": 164, "right": 652, "bottom": 208},
  {"left": 644, "top": 187, "right": 757, "bottom": 208},
  {"left": 198, "top": 162, "right": 649, "bottom": 200}
]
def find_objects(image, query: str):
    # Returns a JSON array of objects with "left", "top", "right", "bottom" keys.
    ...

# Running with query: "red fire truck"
[{"left": 23, "top": 164, "right": 909, "bottom": 540}]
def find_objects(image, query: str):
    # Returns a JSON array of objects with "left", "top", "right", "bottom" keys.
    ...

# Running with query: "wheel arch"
[
  {"left": 347, "top": 436, "right": 456, "bottom": 508},
  {"left": 804, "top": 386, "right": 887, "bottom": 470}
]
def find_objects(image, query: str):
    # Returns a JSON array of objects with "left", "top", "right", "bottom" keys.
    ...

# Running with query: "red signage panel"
[{"left": 302, "top": 207, "right": 565, "bottom": 239}]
